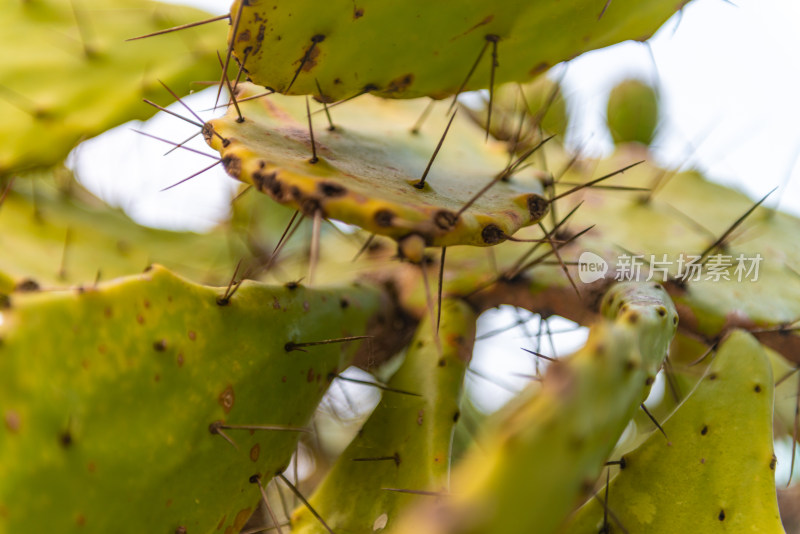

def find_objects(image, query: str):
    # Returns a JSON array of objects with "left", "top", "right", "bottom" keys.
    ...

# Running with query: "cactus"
[
  {"left": 0, "top": 0, "right": 222, "bottom": 176},
  {"left": 388, "top": 282, "right": 677, "bottom": 534},
  {"left": 206, "top": 84, "right": 549, "bottom": 248},
  {"left": 0, "top": 265, "right": 382, "bottom": 533},
  {"left": 564, "top": 330, "right": 784, "bottom": 533},
  {"left": 606, "top": 79, "right": 659, "bottom": 146},
  {"left": 4, "top": 1, "right": 800, "bottom": 533},
  {"left": 226, "top": 0, "right": 684, "bottom": 100},
  {"left": 292, "top": 299, "right": 475, "bottom": 533}
]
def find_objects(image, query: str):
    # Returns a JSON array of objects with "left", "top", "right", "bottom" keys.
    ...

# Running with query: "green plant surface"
[
  {"left": 0, "top": 265, "right": 382, "bottom": 534},
  {"left": 464, "top": 76, "right": 568, "bottom": 146},
  {"left": 0, "top": 0, "right": 222, "bottom": 176},
  {"left": 207, "top": 84, "right": 549, "bottom": 248},
  {"left": 452, "top": 147, "right": 800, "bottom": 362},
  {"left": 0, "top": 175, "right": 240, "bottom": 287},
  {"left": 292, "top": 299, "right": 475, "bottom": 533},
  {"left": 564, "top": 330, "right": 784, "bottom": 533},
  {"left": 228, "top": 0, "right": 684, "bottom": 100},
  {"left": 389, "top": 282, "right": 677, "bottom": 534},
  {"left": 606, "top": 79, "right": 659, "bottom": 146}
]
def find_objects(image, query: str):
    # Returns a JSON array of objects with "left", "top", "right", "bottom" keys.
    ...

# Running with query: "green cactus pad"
[
  {"left": 455, "top": 147, "right": 800, "bottom": 364},
  {"left": 227, "top": 0, "right": 683, "bottom": 100},
  {"left": 0, "top": 175, "right": 240, "bottom": 287},
  {"left": 0, "top": 0, "right": 222, "bottom": 176},
  {"left": 465, "top": 77, "right": 568, "bottom": 147},
  {"left": 0, "top": 266, "right": 381, "bottom": 534},
  {"left": 606, "top": 79, "right": 659, "bottom": 146},
  {"left": 391, "top": 282, "right": 677, "bottom": 534},
  {"left": 292, "top": 299, "right": 475, "bottom": 533},
  {"left": 564, "top": 330, "right": 785, "bottom": 533},
  {"left": 206, "top": 84, "right": 549, "bottom": 248}
]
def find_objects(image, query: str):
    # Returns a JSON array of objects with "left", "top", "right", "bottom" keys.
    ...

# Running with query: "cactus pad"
[
  {"left": 292, "top": 299, "right": 475, "bottom": 533},
  {"left": 606, "top": 79, "right": 659, "bottom": 146},
  {"left": 228, "top": 0, "right": 684, "bottom": 100},
  {"left": 206, "top": 84, "right": 549, "bottom": 247},
  {"left": 0, "top": 175, "right": 239, "bottom": 287},
  {"left": 0, "top": 266, "right": 380, "bottom": 534},
  {"left": 391, "top": 282, "right": 678, "bottom": 534},
  {"left": 0, "top": 0, "right": 221, "bottom": 176},
  {"left": 565, "top": 330, "right": 785, "bottom": 533}
]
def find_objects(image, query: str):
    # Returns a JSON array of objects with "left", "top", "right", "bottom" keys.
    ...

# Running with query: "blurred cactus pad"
[{"left": 2, "top": 1, "right": 800, "bottom": 534}]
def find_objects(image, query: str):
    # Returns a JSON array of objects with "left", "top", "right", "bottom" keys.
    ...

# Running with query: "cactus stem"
[
  {"left": 640, "top": 403, "right": 670, "bottom": 442},
  {"left": 284, "top": 335, "right": 372, "bottom": 352},
  {"left": 159, "top": 159, "right": 221, "bottom": 192},
  {"left": 550, "top": 160, "right": 644, "bottom": 202},
  {"left": 485, "top": 35, "right": 500, "bottom": 141},
  {"left": 414, "top": 109, "right": 457, "bottom": 189},
  {"left": 698, "top": 186, "right": 777, "bottom": 262},
  {"left": 448, "top": 38, "right": 491, "bottom": 114},
  {"left": 277, "top": 473, "right": 336, "bottom": 534},
  {"left": 305, "top": 96, "right": 319, "bottom": 164},
  {"left": 314, "top": 79, "right": 336, "bottom": 131},
  {"left": 125, "top": 13, "right": 230, "bottom": 41},
  {"left": 410, "top": 98, "right": 435, "bottom": 134},
  {"left": 334, "top": 375, "right": 422, "bottom": 397}
]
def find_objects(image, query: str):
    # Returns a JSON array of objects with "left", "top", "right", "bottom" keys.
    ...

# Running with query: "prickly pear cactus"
[
  {"left": 0, "top": 0, "right": 222, "bottom": 176},
  {"left": 564, "top": 330, "right": 785, "bottom": 533},
  {"left": 389, "top": 282, "right": 678, "bottom": 534},
  {"left": 0, "top": 174, "right": 238, "bottom": 286},
  {"left": 292, "top": 299, "right": 475, "bottom": 533},
  {"left": 207, "top": 84, "right": 549, "bottom": 248},
  {"left": 227, "top": 0, "right": 684, "bottom": 100},
  {"left": 0, "top": 266, "right": 381, "bottom": 534},
  {"left": 606, "top": 79, "right": 659, "bottom": 145}
]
